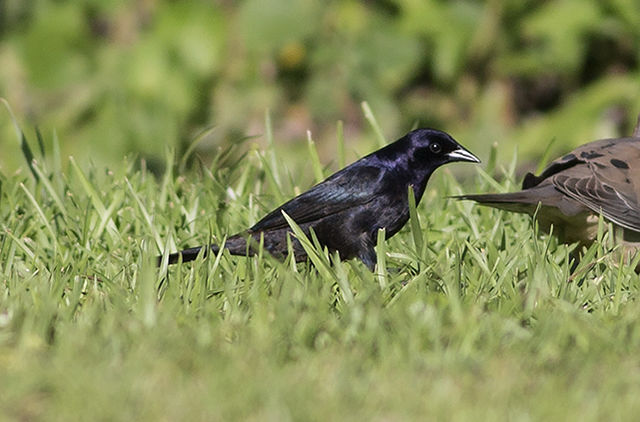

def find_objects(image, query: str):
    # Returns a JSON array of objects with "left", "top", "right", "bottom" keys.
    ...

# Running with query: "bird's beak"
[{"left": 448, "top": 147, "right": 481, "bottom": 163}]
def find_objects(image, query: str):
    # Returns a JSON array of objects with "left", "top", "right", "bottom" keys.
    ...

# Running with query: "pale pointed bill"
[{"left": 448, "top": 147, "right": 481, "bottom": 163}]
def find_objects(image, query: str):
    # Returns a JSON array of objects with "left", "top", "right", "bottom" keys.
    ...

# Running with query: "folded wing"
[
  {"left": 551, "top": 137, "right": 640, "bottom": 232},
  {"left": 250, "top": 164, "right": 384, "bottom": 232}
]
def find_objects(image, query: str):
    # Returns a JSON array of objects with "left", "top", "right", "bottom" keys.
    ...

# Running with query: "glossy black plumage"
[{"left": 161, "top": 129, "right": 480, "bottom": 270}]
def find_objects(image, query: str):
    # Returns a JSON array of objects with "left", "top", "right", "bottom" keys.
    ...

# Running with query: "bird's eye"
[{"left": 429, "top": 142, "right": 442, "bottom": 154}]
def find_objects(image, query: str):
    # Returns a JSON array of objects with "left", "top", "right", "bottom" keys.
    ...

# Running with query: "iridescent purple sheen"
[{"left": 163, "top": 128, "right": 479, "bottom": 270}]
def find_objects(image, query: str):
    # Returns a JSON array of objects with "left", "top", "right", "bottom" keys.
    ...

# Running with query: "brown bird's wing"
[
  {"left": 549, "top": 137, "right": 640, "bottom": 232},
  {"left": 249, "top": 164, "right": 385, "bottom": 232},
  {"left": 458, "top": 137, "right": 640, "bottom": 224}
]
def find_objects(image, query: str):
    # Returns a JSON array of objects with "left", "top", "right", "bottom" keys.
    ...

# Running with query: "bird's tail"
[
  {"left": 452, "top": 192, "right": 544, "bottom": 214},
  {"left": 161, "top": 245, "right": 218, "bottom": 265},
  {"left": 157, "top": 235, "right": 249, "bottom": 266}
]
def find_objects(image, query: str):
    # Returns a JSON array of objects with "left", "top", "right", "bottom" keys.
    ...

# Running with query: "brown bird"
[{"left": 457, "top": 117, "right": 640, "bottom": 260}]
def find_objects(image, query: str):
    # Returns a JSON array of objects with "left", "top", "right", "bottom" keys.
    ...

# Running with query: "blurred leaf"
[
  {"left": 516, "top": 74, "right": 640, "bottom": 158},
  {"left": 239, "top": 0, "right": 321, "bottom": 54}
]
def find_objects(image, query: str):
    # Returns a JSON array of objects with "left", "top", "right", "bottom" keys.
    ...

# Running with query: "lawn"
[{"left": 1, "top": 117, "right": 639, "bottom": 421}]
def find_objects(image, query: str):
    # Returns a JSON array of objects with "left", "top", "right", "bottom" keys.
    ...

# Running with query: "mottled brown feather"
[{"left": 456, "top": 135, "right": 640, "bottom": 260}]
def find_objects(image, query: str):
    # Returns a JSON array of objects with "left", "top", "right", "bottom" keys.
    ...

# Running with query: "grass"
[{"left": 1, "top": 121, "right": 640, "bottom": 421}]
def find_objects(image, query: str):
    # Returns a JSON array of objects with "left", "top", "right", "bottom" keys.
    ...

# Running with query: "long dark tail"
[
  {"left": 160, "top": 245, "right": 219, "bottom": 265},
  {"left": 157, "top": 236, "right": 249, "bottom": 266}
]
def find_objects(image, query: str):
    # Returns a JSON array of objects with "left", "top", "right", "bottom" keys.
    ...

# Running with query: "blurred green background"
[{"left": 1, "top": 0, "right": 639, "bottom": 172}]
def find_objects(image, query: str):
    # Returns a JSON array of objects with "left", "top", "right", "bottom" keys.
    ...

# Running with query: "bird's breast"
[{"left": 370, "top": 194, "right": 411, "bottom": 238}]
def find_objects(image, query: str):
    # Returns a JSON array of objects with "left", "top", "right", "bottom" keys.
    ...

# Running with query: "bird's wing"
[
  {"left": 551, "top": 137, "right": 640, "bottom": 232},
  {"left": 250, "top": 164, "right": 385, "bottom": 232},
  {"left": 523, "top": 137, "right": 638, "bottom": 188}
]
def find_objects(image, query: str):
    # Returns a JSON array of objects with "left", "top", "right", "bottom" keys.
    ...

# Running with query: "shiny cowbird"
[{"left": 161, "top": 128, "right": 480, "bottom": 270}]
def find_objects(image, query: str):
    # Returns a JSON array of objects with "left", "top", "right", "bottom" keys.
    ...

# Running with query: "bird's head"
[{"left": 406, "top": 129, "right": 480, "bottom": 170}]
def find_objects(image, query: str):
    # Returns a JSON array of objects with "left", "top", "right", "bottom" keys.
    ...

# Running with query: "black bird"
[
  {"left": 161, "top": 129, "right": 480, "bottom": 270},
  {"left": 456, "top": 127, "right": 640, "bottom": 256}
]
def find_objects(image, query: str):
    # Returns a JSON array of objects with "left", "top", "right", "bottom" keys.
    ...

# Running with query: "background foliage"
[{"left": 1, "top": 0, "right": 639, "bottom": 171}]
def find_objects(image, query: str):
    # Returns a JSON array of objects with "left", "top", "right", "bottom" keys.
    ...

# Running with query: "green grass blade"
[
  {"left": 487, "top": 141, "right": 498, "bottom": 175},
  {"left": 68, "top": 156, "right": 118, "bottom": 241},
  {"left": 336, "top": 120, "right": 346, "bottom": 169},
  {"left": 407, "top": 185, "right": 423, "bottom": 256},
  {"left": 19, "top": 183, "right": 58, "bottom": 250},
  {"left": 282, "top": 211, "right": 335, "bottom": 280},
  {"left": 160, "top": 146, "right": 175, "bottom": 210},
  {"left": 474, "top": 166, "right": 509, "bottom": 192},
  {"left": 255, "top": 150, "right": 285, "bottom": 204},
  {"left": 4, "top": 226, "right": 37, "bottom": 263},
  {"left": 20, "top": 132, "right": 39, "bottom": 181},
  {"left": 333, "top": 252, "right": 354, "bottom": 304},
  {"left": 126, "top": 178, "right": 164, "bottom": 252},
  {"left": 535, "top": 137, "right": 557, "bottom": 175},
  {"left": 0, "top": 99, "right": 38, "bottom": 180},
  {"left": 30, "top": 161, "right": 67, "bottom": 218},
  {"left": 34, "top": 126, "right": 46, "bottom": 159},
  {"left": 375, "top": 228, "right": 388, "bottom": 289},
  {"left": 361, "top": 101, "right": 387, "bottom": 147},
  {"left": 306, "top": 130, "right": 324, "bottom": 183},
  {"left": 265, "top": 109, "right": 282, "bottom": 186},
  {"left": 179, "top": 126, "right": 216, "bottom": 173},
  {"left": 52, "top": 130, "right": 63, "bottom": 184},
  {"left": 94, "top": 190, "right": 124, "bottom": 243}
]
